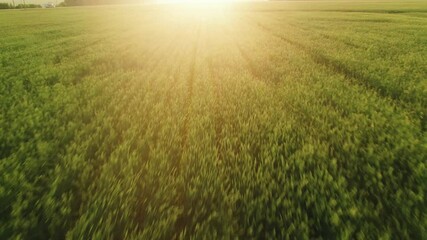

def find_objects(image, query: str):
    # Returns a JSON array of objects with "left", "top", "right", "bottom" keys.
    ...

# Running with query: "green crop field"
[{"left": 1, "top": 1, "right": 426, "bottom": 239}]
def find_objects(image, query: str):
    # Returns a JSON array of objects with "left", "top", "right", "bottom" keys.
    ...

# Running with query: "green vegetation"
[
  {"left": 62, "top": 0, "right": 145, "bottom": 7},
  {"left": 0, "top": 3, "right": 41, "bottom": 8},
  {"left": 1, "top": 1, "right": 426, "bottom": 239},
  {"left": 0, "top": 3, "right": 11, "bottom": 8}
]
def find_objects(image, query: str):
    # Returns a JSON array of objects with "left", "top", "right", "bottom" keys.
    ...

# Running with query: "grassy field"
[{"left": 1, "top": 1, "right": 426, "bottom": 239}]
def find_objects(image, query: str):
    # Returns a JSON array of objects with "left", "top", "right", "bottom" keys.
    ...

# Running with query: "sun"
[
  {"left": 154, "top": 0, "right": 237, "bottom": 5},
  {"left": 152, "top": 0, "right": 238, "bottom": 15}
]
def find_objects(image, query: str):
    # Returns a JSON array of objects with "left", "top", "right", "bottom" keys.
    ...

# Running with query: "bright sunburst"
[{"left": 155, "top": 0, "right": 237, "bottom": 5}]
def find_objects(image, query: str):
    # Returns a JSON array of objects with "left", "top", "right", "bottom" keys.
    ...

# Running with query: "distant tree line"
[
  {"left": 63, "top": 0, "right": 144, "bottom": 6},
  {"left": 0, "top": 2, "right": 41, "bottom": 8},
  {"left": 0, "top": 0, "right": 143, "bottom": 8},
  {"left": 0, "top": 0, "right": 150, "bottom": 9}
]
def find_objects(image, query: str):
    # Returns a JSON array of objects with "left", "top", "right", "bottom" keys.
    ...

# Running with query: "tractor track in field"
[
  {"left": 206, "top": 58, "right": 225, "bottom": 158},
  {"left": 58, "top": 27, "right": 190, "bottom": 205},
  {"left": 235, "top": 15, "right": 426, "bottom": 131},
  {"left": 258, "top": 19, "right": 426, "bottom": 130},
  {"left": 174, "top": 24, "right": 217, "bottom": 238},
  {"left": 232, "top": 19, "right": 281, "bottom": 85},
  {"left": 180, "top": 24, "right": 201, "bottom": 150},
  {"left": 251, "top": 19, "right": 411, "bottom": 108},
  {"left": 235, "top": 43, "right": 263, "bottom": 82},
  {"left": 205, "top": 25, "right": 234, "bottom": 163}
]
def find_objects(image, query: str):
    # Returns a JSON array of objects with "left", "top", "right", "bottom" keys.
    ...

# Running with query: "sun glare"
[
  {"left": 152, "top": 0, "right": 237, "bottom": 18},
  {"left": 155, "top": 0, "right": 237, "bottom": 6}
]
